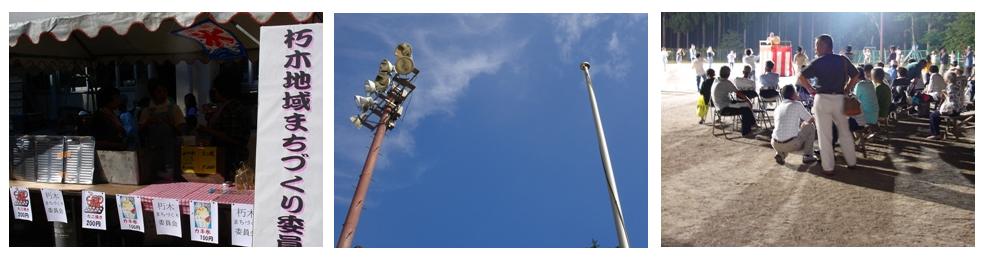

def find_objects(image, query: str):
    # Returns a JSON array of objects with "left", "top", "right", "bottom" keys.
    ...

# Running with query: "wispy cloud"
[
  {"left": 549, "top": 14, "right": 644, "bottom": 80},
  {"left": 550, "top": 14, "right": 605, "bottom": 60},
  {"left": 335, "top": 14, "right": 529, "bottom": 199},
  {"left": 602, "top": 32, "right": 631, "bottom": 78}
]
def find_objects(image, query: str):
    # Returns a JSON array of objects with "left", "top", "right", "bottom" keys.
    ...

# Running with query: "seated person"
[
  {"left": 832, "top": 115, "right": 867, "bottom": 147},
  {"left": 892, "top": 66, "right": 912, "bottom": 108},
  {"left": 854, "top": 67, "right": 879, "bottom": 125},
  {"left": 734, "top": 65, "right": 759, "bottom": 99},
  {"left": 928, "top": 71, "right": 964, "bottom": 139},
  {"left": 759, "top": 60, "right": 781, "bottom": 99},
  {"left": 873, "top": 68, "right": 893, "bottom": 122},
  {"left": 923, "top": 65, "right": 946, "bottom": 103},
  {"left": 771, "top": 85, "right": 818, "bottom": 165},
  {"left": 712, "top": 66, "right": 756, "bottom": 136}
]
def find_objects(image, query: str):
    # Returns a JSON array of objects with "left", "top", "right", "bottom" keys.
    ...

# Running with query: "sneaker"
[
  {"left": 847, "top": 164, "right": 858, "bottom": 170},
  {"left": 802, "top": 155, "right": 819, "bottom": 165},
  {"left": 774, "top": 154, "right": 785, "bottom": 165},
  {"left": 699, "top": 119, "right": 705, "bottom": 124},
  {"left": 926, "top": 135, "right": 942, "bottom": 140}
]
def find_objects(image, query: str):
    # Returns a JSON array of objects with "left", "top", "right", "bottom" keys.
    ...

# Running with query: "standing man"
[
  {"left": 793, "top": 46, "right": 809, "bottom": 76},
  {"left": 862, "top": 47, "right": 872, "bottom": 65},
  {"left": 964, "top": 46, "right": 975, "bottom": 77},
  {"left": 940, "top": 47, "right": 951, "bottom": 74},
  {"left": 743, "top": 48, "right": 758, "bottom": 80},
  {"left": 843, "top": 45, "right": 856, "bottom": 63},
  {"left": 727, "top": 50, "right": 737, "bottom": 69},
  {"left": 661, "top": 48, "right": 669, "bottom": 71},
  {"left": 797, "top": 34, "right": 859, "bottom": 175},
  {"left": 887, "top": 46, "right": 898, "bottom": 65},
  {"left": 693, "top": 53, "right": 706, "bottom": 91},
  {"left": 689, "top": 44, "right": 698, "bottom": 62},
  {"left": 706, "top": 46, "right": 716, "bottom": 70}
]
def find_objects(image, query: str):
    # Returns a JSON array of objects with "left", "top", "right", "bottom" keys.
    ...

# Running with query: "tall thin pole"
[
  {"left": 580, "top": 62, "right": 630, "bottom": 248},
  {"left": 880, "top": 13, "right": 885, "bottom": 62},
  {"left": 336, "top": 100, "right": 393, "bottom": 248}
]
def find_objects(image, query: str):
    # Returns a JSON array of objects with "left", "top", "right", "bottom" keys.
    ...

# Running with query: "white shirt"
[
  {"left": 742, "top": 55, "right": 758, "bottom": 69},
  {"left": 733, "top": 77, "right": 756, "bottom": 91},
  {"left": 794, "top": 53, "right": 809, "bottom": 68},
  {"left": 925, "top": 72, "right": 946, "bottom": 95},
  {"left": 692, "top": 58, "right": 705, "bottom": 76},
  {"left": 772, "top": 99, "right": 812, "bottom": 141}
]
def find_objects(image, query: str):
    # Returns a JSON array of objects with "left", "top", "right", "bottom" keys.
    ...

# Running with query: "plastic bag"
[{"left": 696, "top": 95, "right": 709, "bottom": 118}]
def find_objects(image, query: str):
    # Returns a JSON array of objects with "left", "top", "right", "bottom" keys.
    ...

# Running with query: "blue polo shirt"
[{"left": 800, "top": 53, "right": 858, "bottom": 94}]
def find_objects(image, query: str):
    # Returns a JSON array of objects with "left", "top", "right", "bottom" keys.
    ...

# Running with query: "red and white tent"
[{"left": 759, "top": 40, "right": 793, "bottom": 77}]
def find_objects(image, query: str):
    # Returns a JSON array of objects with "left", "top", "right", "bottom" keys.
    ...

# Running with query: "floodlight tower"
[
  {"left": 580, "top": 61, "right": 630, "bottom": 248},
  {"left": 338, "top": 43, "right": 419, "bottom": 248}
]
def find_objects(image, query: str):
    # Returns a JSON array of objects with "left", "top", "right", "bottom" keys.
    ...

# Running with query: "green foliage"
[
  {"left": 943, "top": 13, "right": 975, "bottom": 52},
  {"left": 718, "top": 30, "right": 743, "bottom": 55}
]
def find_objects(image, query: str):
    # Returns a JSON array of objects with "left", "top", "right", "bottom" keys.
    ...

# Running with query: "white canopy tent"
[{"left": 10, "top": 12, "right": 319, "bottom": 70}]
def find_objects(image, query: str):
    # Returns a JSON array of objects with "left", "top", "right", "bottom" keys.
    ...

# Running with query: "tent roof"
[{"left": 10, "top": 12, "right": 318, "bottom": 70}]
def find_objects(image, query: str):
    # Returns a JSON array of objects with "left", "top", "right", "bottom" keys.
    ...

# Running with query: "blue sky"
[{"left": 334, "top": 14, "right": 647, "bottom": 248}]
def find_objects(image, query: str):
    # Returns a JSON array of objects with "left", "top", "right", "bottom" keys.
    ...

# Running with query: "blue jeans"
[
  {"left": 930, "top": 111, "right": 960, "bottom": 136},
  {"left": 696, "top": 75, "right": 704, "bottom": 91}
]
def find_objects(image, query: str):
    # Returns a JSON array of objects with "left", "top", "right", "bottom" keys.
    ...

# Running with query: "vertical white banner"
[
  {"left": 255, "top": 23, "right": 323, "bottom": 247},
  {"left": 190, "top": 200, "right": 219, "bottom": 244},
  {"left": 116, "top": 194, "right": 145, "bottom": 232},
  {"left": 9, "top": 187, "right": 33, "bottom": 221},
  {"left": 231, "top": 203, "right": 255, "bottom": 247},
  {"left": 81, "top": 191, "right": 107, "bottom": 230},
  {"left": 41, "top": 188, "right": 67, "bottom": 223},
  {"left": 152, "top": 198, "right": 182, "bottom": 238}
]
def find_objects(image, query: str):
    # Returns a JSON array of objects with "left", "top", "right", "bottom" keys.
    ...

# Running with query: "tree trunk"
[
  {"left": 910, "top": 14, "right": 918, "bottom": 48},
  {"left": 798, "top": 14, "right": 802, "bottom": 49}
]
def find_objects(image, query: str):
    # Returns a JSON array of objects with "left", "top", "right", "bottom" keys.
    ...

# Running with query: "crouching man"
[{"left": 771, "top": 85, "right": 819, "bottom": 165}]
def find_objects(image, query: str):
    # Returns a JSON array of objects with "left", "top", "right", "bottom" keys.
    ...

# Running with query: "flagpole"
[{"left": 580, "top": 61, "right": 630, "bottom": 248}]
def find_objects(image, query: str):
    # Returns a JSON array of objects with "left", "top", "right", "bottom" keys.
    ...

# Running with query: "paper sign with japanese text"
[
  {"left": 10, "top": 187, "right": 33, "bottom": 221},
  {"left": 41, "top": 188, "right": 67, "bottom": 223},
  {"left": 153, "top": 198, "right": 182, "bottom": 237},
  {"left": 81, "top": 190, "right": 107, "bottom": 230},
  {"left": 256, "top": 22, "right": 324, "bottom": 247},
  {"left": 232, "top": 203, "right": 254, "bottom": 247},
  {"left": 116, "top": 194, "right": 145, "bottom": 232},
  {"left": 190, "top": 200, "right": 219, "bottom": 244}
]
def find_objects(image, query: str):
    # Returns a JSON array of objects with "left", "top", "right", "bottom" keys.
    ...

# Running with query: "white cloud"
[
  {"left": 549, "top": 14, "right": 643, "bottom": 80},
  {"left": 551, "top": 14, "right": 604, "bottom": 60},
  {"left": 336, "top": 14, "right": 528, "bottom": 194},
  {"left": 602, "top": 32, "right": 631, "bottom": 79}
]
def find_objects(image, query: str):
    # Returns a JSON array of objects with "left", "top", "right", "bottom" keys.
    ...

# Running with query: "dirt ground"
[{"left": 660, "top": 63, "right": 975, "bottom": 246}]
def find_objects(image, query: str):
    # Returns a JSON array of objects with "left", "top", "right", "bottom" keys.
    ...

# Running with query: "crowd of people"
[
  {"left": 683, "top": 34, "right": 975, "bottom": 176},
  {"left": 89, "top": 73, "right": 253, "bottom": 182}
]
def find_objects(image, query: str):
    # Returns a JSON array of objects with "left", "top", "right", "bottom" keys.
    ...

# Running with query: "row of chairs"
[{"left": 708, "top": 90, "right": 779, "bottom": 138}]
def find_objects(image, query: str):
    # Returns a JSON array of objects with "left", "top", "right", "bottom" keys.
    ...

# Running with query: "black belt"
[
  {"left": 773, "top": 137, "right": 796, "bottom": 144},
  {"left": 816, "top": 91, "right": 843, "bottom": 95}
]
